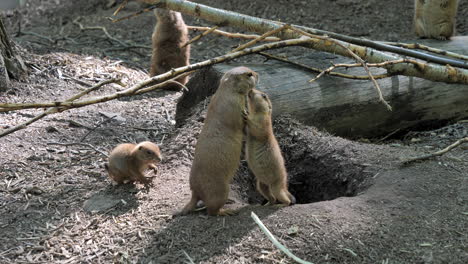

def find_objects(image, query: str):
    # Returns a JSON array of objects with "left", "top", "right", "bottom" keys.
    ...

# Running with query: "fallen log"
[{"left": 178, "top": 36, "right": 468, "bottom": 138}]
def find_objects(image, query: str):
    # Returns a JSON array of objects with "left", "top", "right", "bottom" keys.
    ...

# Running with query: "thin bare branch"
[
  {"left": 110, "top": 4, "right": 159, "bottom": 23},
  {"left": 1, "top": 79, "right": 123, "bottom": 112},
  {"left": 0, "top": 79, "right": 121, "bottom": 138},
  {"left": 259, "top": 52, "right": 390, "bottom": 80},
  {"left": 230, "top": 24, "right": 289, "bottom": 53},
  {"left": 113, "top": 0, "right": 129, "bottom": 16},
  {"left": 47, "top": 142, "right": 109, "bottom": 157},
  {"left": 187, "top": 26, "right": 280, "bottom": 41},
  {"left": 135, "top": 73, "right": 192, "bottom": 94},
  {"left": 383, "top": 41, "right": 468, "bottom": 61},
  {"left": 287, "top": 26, "right": 392, "bottom": 111},
  {"left": 182, "top": 26, "right": 219, "bottom": 48},
  {"left": 403, "top": 137, "right": 468, "bottom": 164},
  {"left": 73, "top": 17, "right": 130, "bottom": 47},
  {"left": 0, "top": 38, "right": 313, "bottom": 113}
]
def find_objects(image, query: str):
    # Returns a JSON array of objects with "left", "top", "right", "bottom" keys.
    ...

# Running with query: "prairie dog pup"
[
  {"left": 150, "top": 8, "right": 190, "bottom": 90},
  {"left": 245, "top": 89, "right": 295, "bottom": 206},
  {"left": 414, "top": 0, "right": 459, "bottom": 40},
  {"left": 105, "top": 141, "right": 162, "bottom": 185},
  {"left": 179, "top": 67, "right": 258, "bottom": 216}
]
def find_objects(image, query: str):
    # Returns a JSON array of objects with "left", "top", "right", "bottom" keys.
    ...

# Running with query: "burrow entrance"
[{"left": 233, "top": 116, "right": 374, "bottom": 205}]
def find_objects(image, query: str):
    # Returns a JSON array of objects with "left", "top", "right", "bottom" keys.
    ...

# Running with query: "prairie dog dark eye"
[
  {"left": 146, "top": 150, "right": 153, "bottom": 155},
  {"left": 246, "top": 72, "right": 253, "bottom": 77},
  {"left": 261, "top": 93, "right": 267, "bottom": 99}
]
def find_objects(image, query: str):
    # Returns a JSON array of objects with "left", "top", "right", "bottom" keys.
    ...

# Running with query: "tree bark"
[
  {"left": 0, "top": 15, "right": 27, "bottom": 91},
  {"left": 179, "top": 36, "right": 468, "bottom": 138}
]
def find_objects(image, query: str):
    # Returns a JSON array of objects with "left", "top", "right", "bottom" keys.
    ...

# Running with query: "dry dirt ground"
[{"left": 1, "top": 0, "right": 467, "bottom": 263}]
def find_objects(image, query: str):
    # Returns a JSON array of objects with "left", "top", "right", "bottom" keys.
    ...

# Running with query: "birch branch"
[
  {"left": 187, "top": 26, "right": 280, "bottom": 41},
  {"left": 148, "top": 0, "right": 468, "bottom": 84},
  {"left": 230, "top": 24, "right": 289, "bottom": 53},
  {"left": 383, "top": 41, "right": 468, "bottom": 61},
  {"left": 0, "top": 79, "right": 122, "bottom": 138},
  {"left": 0, "top": 38, "right": 314, "bottom": 113}
]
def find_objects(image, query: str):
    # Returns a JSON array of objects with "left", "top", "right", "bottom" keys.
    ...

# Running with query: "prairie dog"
[
  {"left": 178, "top": 67, "right": 258, "bottom": 216},
  {"left": 414, "top": 0, "right": 459, "bottom": 40},
  {"left": 245, "top": 89, "right": 295, "bottom": 206},
  {"left": 150, "top": 8, "right": 190, "bottom": 90},
  {"left": 105, "top": 141, "right": 162, "bottom": 185}
]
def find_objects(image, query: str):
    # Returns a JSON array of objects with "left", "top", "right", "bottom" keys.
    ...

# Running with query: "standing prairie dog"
[
  {"left": 244, "top": 89, "right": 295, "bottom": 206},
  {"left": 414, "top": 0, "right": 459, "bottom": 40},
  {"left": 150, "top": 8, "right": 190, "bottom": 90},
  {"left": 105, "top": 141, "right": 162, "bottom": 185},
  {"left": 178, "top": 67, "right": 259, "bottom": 216}
]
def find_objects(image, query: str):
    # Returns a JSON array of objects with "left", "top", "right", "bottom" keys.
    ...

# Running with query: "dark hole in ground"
[{"left": 232, "top": 116, "right": 375, "bottom": 205}]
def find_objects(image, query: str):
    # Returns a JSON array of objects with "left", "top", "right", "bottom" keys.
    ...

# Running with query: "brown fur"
[
  {"left": 414, "top": 0, "right": 459, "bottom": 40},
  {"left": 245, "top": 89, "right": 295, "bottom": 206},
  {"left": 105, "top": 141, "right": 162, "bottom": 185},
  {"left": 178, "top": 67, "right": 258, "bottom": 216},
  {"left": 150, "top": 8, "right": 190, "bottom": 90}
]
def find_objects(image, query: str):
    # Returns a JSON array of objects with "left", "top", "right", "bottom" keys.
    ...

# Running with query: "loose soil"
[{"left": 1, "top": 0, "right": 467, "bottom": 263}]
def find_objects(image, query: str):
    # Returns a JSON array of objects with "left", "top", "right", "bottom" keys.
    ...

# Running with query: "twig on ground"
[
  {"left": 342, "top": 248, "right": 358, "bottom": 257},
  {"left": 403, "top": 137, "right": 468, "bottom": 164},
  {"left": 19, "top": 31, "right": 55, "bottom": 43},
  {"left": 62, "top": 74, "right": 94, "bottom": 87},
  {"left": 72, "top": 17, "right": 130, "bottom": 47},
  {"left": 182, "top": 26, "right": 219, "bottom": 48},
  {"left": 79, "top": 115, "right": 117, "bottom": 142},
  {"left": 187, "top": 26, "right": 280, "bottom": 41},
  {"left": 0, "top": 79, "right": 122, "bottom": 138},
  {"left": 259, "top": 52, "right": 390, "bottom": 80},
  {"left": 376, "top": 128, "right": 401, "bottom": 143},
  {"left": 251, "top": 212, "right": 314, "bottom": 264},
  {"left": 47, "top": 142, "right": 108, "bottom": 157},
  {"left": 383, "top": 41, "right": 468, "bottom": 61},
  {"left": 182, "top": 250, "right": 195, "bottom": 264},
  {"left": 230, "top": 24, "right": 289, "bottom": 53}
]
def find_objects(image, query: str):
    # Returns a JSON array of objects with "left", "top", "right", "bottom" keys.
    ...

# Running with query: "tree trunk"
[
  {"left": 178, "top": 36, "right": 468, "bottom": 138},
  {"left": 0, "top": 15, "right": 27, "bottom": 91}
]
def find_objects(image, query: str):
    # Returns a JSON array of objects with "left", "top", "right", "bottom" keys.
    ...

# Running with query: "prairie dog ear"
[{"left": 139, "top": 146, "right": 144, "bottom": 150}]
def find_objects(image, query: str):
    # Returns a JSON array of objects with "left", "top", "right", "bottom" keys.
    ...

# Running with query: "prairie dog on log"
[
  {"left": 178, "top": 67, "right": 258, "bottom": 216},
  {"left": 105, "top": 141, "right": 162, "bottom": 185},
  {"left": 244, "top": 89, "right": 295, "bottom": 206},
  {"left": 414, "top": 0, "right": 459, "bottom": 40},
  {"left": 150, "top": 8, "right": 190, "bottom": 90}
]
